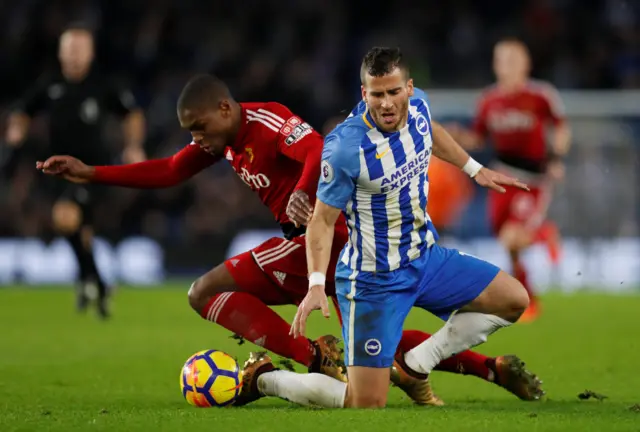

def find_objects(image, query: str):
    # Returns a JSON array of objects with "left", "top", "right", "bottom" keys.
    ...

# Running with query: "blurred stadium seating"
[{"left": 0, "top": 0, "right": 638, "bottom": 289}]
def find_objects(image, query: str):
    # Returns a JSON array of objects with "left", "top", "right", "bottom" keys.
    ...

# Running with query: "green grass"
[{"left": 0, "top": 286, "right": 639, "bottom": 431}]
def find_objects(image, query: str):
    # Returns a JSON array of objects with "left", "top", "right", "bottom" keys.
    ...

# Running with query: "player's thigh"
[
  {"left": 415, "top": 245, "right": 501, "bottom": 320},
  {"left": 460, "top": 270, "right": 529, "bottom": 322},
  {"left": 188, "top": 252, "right": 291, "bottom": 312},
  {"left": 344, "top": 366, "right": 390, "bottom": 408},
  {"left": 222, "top": 248, "right": 295, "bottom": 306},
  {"left": 248, "top": 236, "right": 320, "bottom": 303},
  {"left": 336, "top": 266, "right": 415, "bottom": 369}
]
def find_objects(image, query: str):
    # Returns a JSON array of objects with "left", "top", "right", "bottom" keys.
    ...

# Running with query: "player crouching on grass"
[{"left": 233, "top": 47, "right": 539, "bottom": 409}]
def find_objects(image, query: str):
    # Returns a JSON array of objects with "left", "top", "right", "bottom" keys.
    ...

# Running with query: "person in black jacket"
[{"left": 3, "top": 22, "right": 146, "bottom": 318}]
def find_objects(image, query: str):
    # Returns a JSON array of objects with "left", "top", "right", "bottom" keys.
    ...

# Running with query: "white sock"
[
  {"left": 405, "top": 312, "right": 512, "bottom": 375},
  {"left": 258, "top": 370, "right": 347, "bottom": 408}
]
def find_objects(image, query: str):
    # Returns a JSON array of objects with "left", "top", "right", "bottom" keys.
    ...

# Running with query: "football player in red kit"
[
  {"left": 38, "top": 74, "right": 543, "bottom": 403},
  {"left": 448, "top": 38, "right": 571, "bottom": 322}
]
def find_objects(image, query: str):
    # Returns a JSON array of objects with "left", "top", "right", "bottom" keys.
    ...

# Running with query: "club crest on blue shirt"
[
  {"left": 415, "top": 113, "right": 429, "bottom": 136},
  {"left": 321, "top": 160, "right": 334, "bottom": 183}
]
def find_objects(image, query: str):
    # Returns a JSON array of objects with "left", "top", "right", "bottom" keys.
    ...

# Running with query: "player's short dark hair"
[
  {"left": 61, "top": 21, "right": 95, "bottom": 37},
  {"left": 360, "top": 47, "right": 410, "bottom": 84},
  {"left": 177, "top": 74, "right": 233, "bottom": 113},
  {"left": 495, "top": 36, "right": 529, "bottom": 50}
]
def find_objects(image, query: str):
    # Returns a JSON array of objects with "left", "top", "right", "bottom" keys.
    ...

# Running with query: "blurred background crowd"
[{"left": 0, "top": 0, "right": 638, "bottom": 273}]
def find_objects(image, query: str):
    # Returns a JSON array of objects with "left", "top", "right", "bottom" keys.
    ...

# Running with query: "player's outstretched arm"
[
  {"left": 36, "top": 144, "right": 218, "bottom": 188},
  {"left": 431, "top": 121, "right": 528, "bottom": 193},
  {"left": 290, "top": 200, "right": 341, "bottom": 338},
  {"left": 290, "top": 131, "right": 357, "bottom": 338}
]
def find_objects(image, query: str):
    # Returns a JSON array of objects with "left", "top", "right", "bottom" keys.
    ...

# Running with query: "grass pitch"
[{"left": 0, "top": 285, "right": 639, "bottom": 431}]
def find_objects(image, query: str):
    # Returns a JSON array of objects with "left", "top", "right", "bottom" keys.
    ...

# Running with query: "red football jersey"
[
  {"left": 224, "top": 102, "right": 323, "bottom": 225},
  {"left": 93, "top": 101, "right": 348, "bottom": 238},
  {"left": 473, "top": 80, "right": 565, "bottom": 171}
]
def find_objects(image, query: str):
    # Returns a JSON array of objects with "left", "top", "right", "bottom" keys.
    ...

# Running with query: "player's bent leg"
[
  {"left": 236, "top": 352, "right": 347, "bottom": 408},
  {"left": 402, "top": 247, "right": 527, "bottom": 378},
  {"left": 187, "top": 261, "right": 239, "bottom": 313},
  {"left": 189, "top": 259, "right": 314, "bottom": 364},
  {"left": 396, "top": 329, "right": 544, "bottom": 401},
  {"left": 399, "top": 330, "right": 487, "bottom": 379},
  {"left": 460, "top": 270, "right": 529, "bottom": 321},
  {"left": 237, "top": 352, "right": 388, "bottom": 408},
  {"left": 189, "top": 253, "right": 345, "bottom": 381},
  {"left": 336, "top": 263, "right": 417, "bottom": 407}
]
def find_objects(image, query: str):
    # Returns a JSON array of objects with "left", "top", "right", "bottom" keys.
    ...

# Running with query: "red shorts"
[
  {"left": 488, "top": 183, "right": 552, "bottom": 234},
  {"left": 224, "top": 234, "right": 346, "bottom": 306}
]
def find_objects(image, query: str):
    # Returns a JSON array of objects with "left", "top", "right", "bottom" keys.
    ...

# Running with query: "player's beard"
[{"left": 372, "top": 101, "right": 409, "bottom": 133}]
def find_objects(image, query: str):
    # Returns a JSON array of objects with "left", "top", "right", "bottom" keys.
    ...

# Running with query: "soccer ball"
[{"left": 180, "top": 349, "right": 243, "bottom": 407}]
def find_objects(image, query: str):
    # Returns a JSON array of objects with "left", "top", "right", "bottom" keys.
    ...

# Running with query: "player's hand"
[
  {"left": 474, "top": 167, "right": 529, "bottom": 193},
  {"left": 122, "top": 147, "right": 146, "bottom": 164},
  {"left": 546, "top": 159, "right": 565, "bottom": 182},
  {"left": 36, "top": 155, "right": 94, "bottom": 184},
  {"left": 290, "top": 285, "right": 330, "bottom": 338},
  {"left": 287, "top": 189, "right": 313, "bottom": 227}
]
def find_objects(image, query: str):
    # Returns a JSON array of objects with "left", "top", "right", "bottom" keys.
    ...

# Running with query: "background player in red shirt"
[
  {"left": 38, "top": 75, "right": 543, "bottom": 403},
  {"left": 448, "top": 38, "right": 572, "bottom": 322}
]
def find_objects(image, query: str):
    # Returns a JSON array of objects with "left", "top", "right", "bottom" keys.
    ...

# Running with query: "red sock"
[
  {"left": 398, "top": 329, "right": 494, "bottom": 382},
  {"left": 201, "top": 292, "right": 315, "bottom": 367},
  {"left": 514, "top": 261, "right": 536, "bottom": 302}
]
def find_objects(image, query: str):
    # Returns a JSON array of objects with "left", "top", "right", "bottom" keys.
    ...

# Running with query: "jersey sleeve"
[
  {"left": 106, "top": 80, "right": 139, "bottom": 116},
  {"left": 12, "top": 75, "right": 51, "bottom": 116},
  {"left": 93, "top": 143, "right": 218, "bottom": 187},
  {"left": 538, "top": 82, "right": 566, "bottom": 125},
  {"left": 316, "top": 129, "right": 359, "bottom": 210}
]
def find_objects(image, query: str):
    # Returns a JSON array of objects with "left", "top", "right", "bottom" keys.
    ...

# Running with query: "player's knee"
[
  {"left": 188, "top": 264, "right": 235, "bottom": 313},
  {"left": 52, "top": 200, "right": 83, "bottom": 234},
  {"left": 343, "top": 368, "right": 389, "bottom": 408},
  {"left": 344, "top": 390, "right": 387, "bottom": 408},
  {"left": 470, "top": 271, "right": 529, "bottom": 322},
  {"left": 187, "top": 277, "right": 211, "bottom": 313},
  {"left": 511, "top": 280, "right": 530, "bottom": 316},
  {"left": 499, "top": 274, "right": 529, "bottom": 321}
]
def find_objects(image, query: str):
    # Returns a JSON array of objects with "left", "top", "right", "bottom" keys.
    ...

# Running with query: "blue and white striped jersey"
[{"left": 317, "top": 89, "right": 439, "bottom": 273}]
